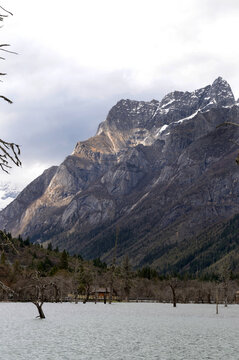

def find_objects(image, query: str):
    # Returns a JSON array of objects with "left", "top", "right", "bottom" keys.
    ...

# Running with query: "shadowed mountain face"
[{"left": 1, "top": 77, "right": 239, "bottom": 270}]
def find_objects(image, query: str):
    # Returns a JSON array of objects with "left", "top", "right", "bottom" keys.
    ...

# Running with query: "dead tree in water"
[
  {"left": 168, "top": 278, "right": 178, "bottom": 307},
  {"left": 32, "top": 286, "right": 46, "bottom": 319},
  {"left": 20, "top": 272, "right": 55, "bottom": 319},
  {"left": 215, "top": 284, "right": 219, "bottom": 315},
  {"left": 221, "top": 263, "right": 230, "bottom": 308}
]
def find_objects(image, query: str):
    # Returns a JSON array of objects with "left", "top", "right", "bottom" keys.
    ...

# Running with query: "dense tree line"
[{"left": 1, "top": 231, "right": 239, "bottom": 319}]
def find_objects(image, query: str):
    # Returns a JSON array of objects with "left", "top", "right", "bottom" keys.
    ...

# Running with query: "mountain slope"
[
  {"left": 1, "top": 77, "right": 239, "bottom": 271},
  {"left": 151, "top": 212, "right": 239, "bottom": 276}
]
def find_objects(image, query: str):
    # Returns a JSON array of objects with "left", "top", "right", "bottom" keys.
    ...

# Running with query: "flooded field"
[{"left": 0, "top": 302, "right": 238, "bottom": 360}]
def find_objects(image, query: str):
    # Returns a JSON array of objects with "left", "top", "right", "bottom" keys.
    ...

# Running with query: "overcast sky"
[{"left": 0, "top": 0, "right": 239, "bottom": 192}]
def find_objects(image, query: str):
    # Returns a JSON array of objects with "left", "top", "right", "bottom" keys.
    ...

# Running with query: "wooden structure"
[
  {"left": 90, "top": 287, "right": 118, "bottom": 301},
  {"left": 68, "top": 287, "right": 119, "bottom": 302}
]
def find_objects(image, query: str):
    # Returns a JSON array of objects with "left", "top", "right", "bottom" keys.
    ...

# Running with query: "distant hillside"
[{"left": 147, "top": 213, "right": 239, "bottom": 275}]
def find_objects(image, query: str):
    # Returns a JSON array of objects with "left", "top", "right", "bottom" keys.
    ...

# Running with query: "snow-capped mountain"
[{"left": 1, "top": 77, "right": 239, "bottom": 269}]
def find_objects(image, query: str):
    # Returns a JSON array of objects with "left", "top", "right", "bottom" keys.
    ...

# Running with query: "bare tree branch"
[
  {"left": 0, "top": 44, "right": 18, "bottom": 55},
  {"left": 0, "top": 95, "right": 12, "bottom": 103},
  {"left": 0, "top": 280, "right": 16, "bottom": 294},
  {"left": 0, "top": 139, "right": 21, "bottom": 173},
  {"left": 0, "top": 5, "right": 21, "bottom": 172},
  {"left": 0, "top": 5, "right": 13, "bottom": 17}
]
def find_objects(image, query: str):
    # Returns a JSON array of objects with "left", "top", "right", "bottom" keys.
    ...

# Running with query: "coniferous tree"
[
  {"left": 47, "top": 243, "right": 53, "bottom": 251},
  {"left": 0, "top": 251, "right": 6, "bottom": 265},
  {"left": 60, "top": 250, "right": 68, "bottom": 270}
]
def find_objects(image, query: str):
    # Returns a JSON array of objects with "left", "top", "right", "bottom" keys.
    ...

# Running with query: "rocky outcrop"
[{"left": 1, "top": 77, "right": 239, "bottom": 268}]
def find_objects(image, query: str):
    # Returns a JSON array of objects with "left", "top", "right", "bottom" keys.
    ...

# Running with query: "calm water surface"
[{"left": 0, "top": 302, "right": 238, "bottom": 360}]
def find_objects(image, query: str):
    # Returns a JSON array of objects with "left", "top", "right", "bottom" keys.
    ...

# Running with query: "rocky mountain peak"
[
  {"left": 160, "top": 77, "right": 235, "bottom": 113},
  {"left": 210, "top": 76, "right": 235, "bottom": 107},
  {"left": 97, "top": 78, "right": 236, "bottom": 139}
]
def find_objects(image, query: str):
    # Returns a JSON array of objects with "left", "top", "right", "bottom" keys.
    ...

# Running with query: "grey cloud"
[
  {"left": 198, "top": 0, "right": 239, "bottom": 17},
  {"left": 1, "top": 25, "right": 239, "bottom": 173},
  {"left": 1, "top": 39, "right": 171, "bottom": 164}
]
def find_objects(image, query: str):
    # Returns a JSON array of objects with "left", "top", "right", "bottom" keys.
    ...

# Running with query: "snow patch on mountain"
[
  {"left": 0, "top": 182, "right": 20, "bottom": 210},
  {"left": 175, "top": 110, "right": 200, "bottom": 124}
]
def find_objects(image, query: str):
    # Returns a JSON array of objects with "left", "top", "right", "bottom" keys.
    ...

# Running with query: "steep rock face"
[
  {"left": 1, "top": 77, "right": 239, "bottom": 268},
  {"left": 0, "top": 166, "right": 58, "bottom": 235}
]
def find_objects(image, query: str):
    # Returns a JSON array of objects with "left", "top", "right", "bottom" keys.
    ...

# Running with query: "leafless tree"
[
  {"left": 215, "top": 283, "right": 219, "bottom": 314},
  {"left": 0, "top": 5, "right": 21, "bottom": 173},
  {"left": 77, "top": 264, "right": 94, "bottom": 304},
  {"left": 219, "top": 262, "right": 231, "bottom": 308},
  {"left": 168, "top": 277, "right": 178, "bottom": 307},
  {"left": 19, "top": 271, "right": 57, "bottom": 319},
  {"left": 121, "top": 254, "right": 132, "bottom": 302},
  {"left": 71, "top": 257, "right": 82, "bottom": 304}
]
